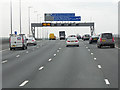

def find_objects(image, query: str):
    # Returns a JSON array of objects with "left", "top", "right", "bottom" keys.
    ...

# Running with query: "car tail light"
[
  {"left": 91, "top": 38, "right": 92, "bottom": 40},
  {"left": 32, "top": 40, "right": 34, "bottom": 41},
  {"left": 22, "top": 38, "right": 24, "bottom": 43},
  {"left": 112, "top": 37, "right": 114, "bottom": 42},
  {"left": 100, "top": 38, "right": 102, "bottom": 42},
  {"left": 67, "top": 41, "right": 70, "bottom": 42},
  {"left": 75, "top": 40, "right": 78, "bottom": 42}
]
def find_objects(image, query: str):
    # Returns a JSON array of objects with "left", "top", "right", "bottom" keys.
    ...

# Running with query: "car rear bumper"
[{"left": 66, "top": 42, "right": 79, "bottom": 46}]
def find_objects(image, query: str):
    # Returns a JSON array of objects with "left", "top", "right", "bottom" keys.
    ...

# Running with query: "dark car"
[
  {"left": 76, "top": 34, "right": 81, "bottom": 40},
  {"left": 97, "top": 33, "right": 115, "bottom": 48},
  {"left": 89, "top": 35, "right": 99, "bottom": 44},
  {"left": 82, "top": 34, "right": 90, "bottom": 41}
]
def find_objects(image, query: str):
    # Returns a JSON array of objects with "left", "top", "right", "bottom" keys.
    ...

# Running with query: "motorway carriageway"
[{"left": 1, "top": 40, "right": 118, "bottom": 88}]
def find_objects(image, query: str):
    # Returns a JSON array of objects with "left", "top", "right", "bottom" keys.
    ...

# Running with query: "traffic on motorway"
[{"left": 1, "top": 30, "right": 118, "bottom": 88}]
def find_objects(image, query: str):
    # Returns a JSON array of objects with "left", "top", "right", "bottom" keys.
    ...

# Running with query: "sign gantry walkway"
[{"left": 31, "top": 22, "right": 95, "bottom": 38}]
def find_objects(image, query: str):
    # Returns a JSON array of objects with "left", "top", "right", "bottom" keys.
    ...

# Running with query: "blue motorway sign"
[{"left": 45, "top": 13, "right": 81, "bottom": 21}]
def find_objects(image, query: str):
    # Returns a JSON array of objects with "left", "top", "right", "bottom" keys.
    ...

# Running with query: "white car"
[
  {"left": 66, "top": 37, "right": 79, "bottom": 47},
  {"left": 27, "top": 37, "right": 37, "bottom": 46}
]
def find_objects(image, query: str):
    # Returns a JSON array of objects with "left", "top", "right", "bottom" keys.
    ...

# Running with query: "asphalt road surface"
[{"left": 1, "top": 40, "right": 118, "bottom": 88}]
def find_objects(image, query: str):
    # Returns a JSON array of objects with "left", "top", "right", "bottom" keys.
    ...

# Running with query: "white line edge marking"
[
  {"left": 98, "top": 65, "right": 102, "bottom": 69},
  {"left": 16, "top": 55, "right": 20, "bottom": 58},
  {"left": 94, "top": 58, "right": 97, "bottom": 60},
  {"left": 26, "top": 51, "right": 28, "bottom": 53},
  {"left": 39, "top": 66, "right": 44, "bottom": 70},
  {"left": 86, "top": 47, "right": 88, "bottom": 48},
  {"left": 0, "top": 49, "right": 9, "bottom": 52},
  {"left": 48, "top": 58, "right": 52, "bottom": 61},
  {"left": 104, "top": 79, "right": 110, "bottom": 85},
  {"left": 19, "top": 80, "right": 29, "bottom": 87},
  {"left": 1, "top": 60, "right": 8, "bottom": 64}
]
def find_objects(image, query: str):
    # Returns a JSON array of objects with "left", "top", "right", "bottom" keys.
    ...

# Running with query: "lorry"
[
  {"left": 59, "top": 31, "right": 66, "bottom": 40},
  {"left": 9, "top": 34, "right": 28, "bottom": 50},
  {"left": 49, "top": 33, "right": 56, "bottom": 40}
]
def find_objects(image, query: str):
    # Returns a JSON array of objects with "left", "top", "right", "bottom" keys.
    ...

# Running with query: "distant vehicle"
[
  {"left": 76, "top": 34, "right": 81, "bottom": 40},
  {"left": 9, "top": 34, "right": 27, "bottom": 50},
  {"left": 59, "top": 31, "right": 66, "bottom": 40},
  {"left": 66, "top": 37, "right": 79, "bottom": 47},
  {"left": 97, "top": 33, "right": 115, "bottom": 48},
  {"left": 68, "top": 35, "right": 76, "bottom": 37},
  {"left": 27, "top": 37, "right": 37, "bottom": 46},
  {"left": 82, "top": 34, "right": 90, "bottom": 41},
  {"left": 49, "top": 33, "right": 56, "bottom": 40},
  {"left": 89, "top": 35, "right": 99, "bottom": 44}
]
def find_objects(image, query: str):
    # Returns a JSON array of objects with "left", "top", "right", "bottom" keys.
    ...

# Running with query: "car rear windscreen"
[{"left": 102, "top": 33, "right": 112, "bottom": 39}]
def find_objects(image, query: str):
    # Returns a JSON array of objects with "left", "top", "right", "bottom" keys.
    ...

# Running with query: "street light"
[
  {"left": 10, "top": 0, "right": 13, "bottom": 34},
  {"left": 28, "top": 6, "right": 32, "bottom": 35},
  {"left": 19, "top": 0, "right": 21, "bottom": 34}
]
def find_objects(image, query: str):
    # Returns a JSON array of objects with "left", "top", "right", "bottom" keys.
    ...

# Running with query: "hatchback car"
[
  {"left": 82, "top": 34, "right": 90, "bottom": 41},
  {"left": 66, "top": 37, "right": 79, "bottom": 47},
  {"left": 89, "top": 35, "right": 99, "bottom": 44},
  {"left": 97, "top": 33, "right": 115, "bottom": 48},
  {"left": 27, "top": 37, "right": 37, "bottom": 46}
]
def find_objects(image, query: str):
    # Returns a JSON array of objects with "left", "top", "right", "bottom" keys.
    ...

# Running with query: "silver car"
[
  {"left": 66, "top": 37, "right": 79, "bottom": 47},
  {"left": 97, "top": 33, "right": 115, "bottom": 48},
  {"left": 27, "top": 37, "right": 37, "bottom": 46}
]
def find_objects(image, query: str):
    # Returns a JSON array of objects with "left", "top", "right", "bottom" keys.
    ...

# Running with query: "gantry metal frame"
[{"left": 31, "top": 22, "right": 95, "bottom": 38}]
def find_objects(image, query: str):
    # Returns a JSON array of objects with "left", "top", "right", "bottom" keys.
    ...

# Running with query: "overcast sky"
[{"left": 0, "top": 0, "right": 119, "bottom": 38}]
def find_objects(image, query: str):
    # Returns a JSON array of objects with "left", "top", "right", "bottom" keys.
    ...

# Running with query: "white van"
[{"left": 9, "top": 34, "right": 28, "bottom": 50}]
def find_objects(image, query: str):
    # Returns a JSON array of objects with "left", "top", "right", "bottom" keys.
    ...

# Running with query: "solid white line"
[
  {"left": 88, "top": 49, "right": 90, "bottom": 51},
  {"left": 16, "top": 55, "right": 20, "bottom": 58},
  {"left": 39, "top": 66, "right": 44, "bottom": 70},
  {"left": 1, "top": 60, "right": 8, "bottom": 64},
  {"left": 0, "top": 49, "right": 9, "bottom": 52},
  {"left": 48, "top": 58, "right": 52, "bottom": 61},
  {"left": 94, "top": 58, "right": 97, "bottom": 60},
  {"left": 86, "top": 47, "right": 88, "bottom": 49},
  {"left": 54, "top": 54, "right": 56, "bottom": 56},
  {"left": 19, "top": 80, "right": 29, "bottom": 87},
  {"left": 91, "top": 53, "right": 93, "bottom": 55},
  {"left": 98, "top": 65, "right": 102, "bottom": 69},
  {"left": 104, "top": 79, "right": 110, "bottom": 85}
]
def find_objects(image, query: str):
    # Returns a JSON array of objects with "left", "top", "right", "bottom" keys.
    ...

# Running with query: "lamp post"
[
  {"left": 37, "top": 14, "right": 41, "bottom": 39},
  {"left": 28, "top": 6, "right": 32, "bottom": 35},
  {"left": 10, "top": 0, "right": 13, "bottom": 34},
  {"left": 19, "top": 0, "right": 21, "bottom": 34}
]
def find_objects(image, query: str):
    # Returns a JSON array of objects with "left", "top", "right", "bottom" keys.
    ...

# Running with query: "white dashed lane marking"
[
  {"left": 54, "top": 54, "right": 56, "bottom": 56},
  {"left": 57, "top": 50, "right": 59, "bottom": 52},
  {"left": 19, "top": 80, "right": 29, "bottom": 87},
  {"left": 1, "top": 60, "right": 8, "bottom": 64},
  {"left": 26, "top": 51, "right": 28, "bottom": 53},
  {"left": 16, "top": 55, "right": 20, "bottom": 58},
  {"left": 98, "top": 65, "right": 102, "bottom": 69},
  {"left": 59, "top": 48, "right": 61, "bottom": 50},
  {"left": 104, "top": 79, "right": 110, "bottom": 85},
  {"left": 48, "top": 58, "right": 52, "bottom": 61},
  {"left": 39, "top": 66, "right": 44, "bottom": 71},
  {"left": 94, "top": 58, "right": 97, "bottom": 60},
  {"left": 88, "top": 49, "right": 90, "bottom": 51},
  {"left": 91, "top": 53, "right": 93, "bottom": 55}
]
